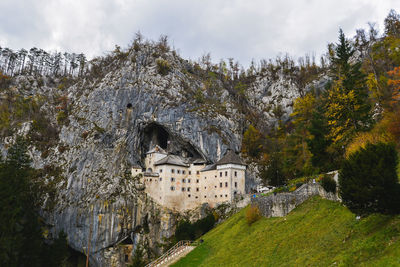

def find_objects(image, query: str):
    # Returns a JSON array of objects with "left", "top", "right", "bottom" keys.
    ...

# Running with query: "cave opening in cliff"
[
  {"left": 66, "top": 246, "right": 87, "bottom": 267},
  {"left": 120, "top": 236, "right": 134, "bottom": 245},
  {"left": 140, "top": 122, "right": 205, "bottom": 162},
  {"left": 142, "top": 122, "right": 169, "bottom": 150}
]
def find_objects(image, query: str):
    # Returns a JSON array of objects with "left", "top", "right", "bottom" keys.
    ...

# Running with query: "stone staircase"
[{"left": 145, "top": 240, "right": 197, "bottom": 267}]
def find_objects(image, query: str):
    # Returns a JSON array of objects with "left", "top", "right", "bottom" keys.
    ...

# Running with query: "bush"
[
  {"left": 56, "top": 110, "right": 68, "bottom": 125},
  {"left": 246, "top": 205, "right": 261, "bottom": 225},
  {"left": 156, "top": 59, "right": 171, "bottom": 76},
  {"left": 175, "top": 214, "right": 216, "bottom": 241},
  {"left": 339, "top": 142, "right": 400, "bottom": 215},
  {"left": 321, "top": 174, "right": 337, "bottom": 193}
]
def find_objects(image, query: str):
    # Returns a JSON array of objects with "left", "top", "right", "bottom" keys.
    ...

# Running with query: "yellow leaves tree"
[
  {"left": 325, "top": 79, "right": 360, "bottom": 146},
  {"left": 241, "top": 124, "right": 263, "bottom": 159},
  {"left": 290, "top": 92, "right": 315, "bottom": 168}
]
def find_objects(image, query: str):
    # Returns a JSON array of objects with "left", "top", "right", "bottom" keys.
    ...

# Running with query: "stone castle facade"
[{"left": 131, "top": 145, "right": 246, "bottom": 211}]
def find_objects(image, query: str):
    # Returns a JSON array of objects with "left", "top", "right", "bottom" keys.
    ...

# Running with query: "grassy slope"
[{"left": 172, "top": 197, "right": 400, "bottom": 267}]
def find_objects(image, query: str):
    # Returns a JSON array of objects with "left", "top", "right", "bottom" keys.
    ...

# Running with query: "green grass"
[{"left": 172, "top": 197, "right": 400, "bottom": 267}]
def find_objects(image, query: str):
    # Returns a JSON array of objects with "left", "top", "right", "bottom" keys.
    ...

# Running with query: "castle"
[{"left": 131, "top": 145, "right": 246, "bottom": 211}]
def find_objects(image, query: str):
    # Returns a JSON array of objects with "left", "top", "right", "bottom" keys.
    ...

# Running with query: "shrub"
[
  {"left": 156, "top": 59, "right": 171, "bottom": 76},
  {"left": 246, "top": 205, "right": 261, "bottom": 225},
  {"left": 321, "top": 174, "right": 337, "bottom": 193},
  {"left": 175, "top": 214, "right": 216, "bottom": 241},
  {"left": 56, "top": 110, "right": 68, "bottom": 125},
  {"left": 339, "top": 142, "right": 400, "bottom": 215}
]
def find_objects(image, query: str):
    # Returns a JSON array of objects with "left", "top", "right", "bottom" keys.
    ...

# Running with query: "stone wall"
[{"left": 251, "top": 183, "right": 340, "bottom": 218}]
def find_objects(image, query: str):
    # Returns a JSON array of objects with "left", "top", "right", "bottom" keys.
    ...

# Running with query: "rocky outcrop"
[{"left": 251, "top": 183, "right": 340, "bottom": 218}]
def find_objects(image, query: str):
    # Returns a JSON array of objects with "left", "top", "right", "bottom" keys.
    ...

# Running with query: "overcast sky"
[{"left": 1, "top": 0, "right": 400, "bottom": 67}]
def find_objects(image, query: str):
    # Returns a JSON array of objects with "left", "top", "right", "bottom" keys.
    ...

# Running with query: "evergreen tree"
[
  {"left": 0, "top": 136, "right": 43, "bottom": 266},
  {"left": 260, "top": 152, "right": 286, "bottom": 186},
  {"left": 325, "top": 29, "right": 372, "bottom": 148},
  {"left": 307, "top": 103, "right": 335, "bottom": 172},
  {"left": 339, "top": 142, "right": 400, "bottom": 215},
  {"left": 0, "top": 136, "right": 69, "bottom": 266}
]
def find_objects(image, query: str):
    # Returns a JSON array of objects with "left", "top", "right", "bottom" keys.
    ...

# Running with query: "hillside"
[{"left": 173, "top": 197, "right": 400, "bottom": 266}]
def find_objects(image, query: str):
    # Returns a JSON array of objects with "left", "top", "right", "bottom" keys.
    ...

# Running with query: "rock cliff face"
[{"left": 1, "top": 42, "right": 308, "bottom": 266}]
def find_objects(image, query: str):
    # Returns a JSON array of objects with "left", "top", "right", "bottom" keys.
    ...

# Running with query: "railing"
[{"left": 145, "top": 240, "right": 197, "bottom": 267}]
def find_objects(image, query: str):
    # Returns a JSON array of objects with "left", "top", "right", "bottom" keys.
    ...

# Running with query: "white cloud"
[{"left": 1, "top": 0, "right": 400, "bottom": 67}]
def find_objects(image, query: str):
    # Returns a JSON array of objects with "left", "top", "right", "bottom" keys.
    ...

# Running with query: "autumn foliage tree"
[{"left": 325, "top": 30, "right": 372, "bottom": 149}]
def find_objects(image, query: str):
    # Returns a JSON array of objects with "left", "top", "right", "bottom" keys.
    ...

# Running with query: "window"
[
  {"left": 171, "top": 169, "right": 175, "bottom": 173},
  {"left": 196, "top": 187, "right": 199, "bottom": 192},
  {"left": 159, "top": 169, "right": 163, "bottom": 173},
  {"left": 204, "top": 196, "right": 207, "bottom": 198},
  {"left": 204, "top": 186, "right": 207, "bottom": 189},
  {"left": 196, "top": 171, "right": 200, "bottom": 175},
  {"left": 220, "top": 194, "right": 222, "bottom": 197},
  {"left": 219, "top": 172, "right": 222, "bottom": 177},
  {"left": 225, "top": 182, "right": 228, "bottom": 187},
  {"left": 182, "top": 187, "right": 186, "bottom": 192},
  {"left": 234, "top": 171, "right": 237, "bottom": 177},
  {"left": 225, "top": 171, "right": 227, "bottom": 176},
  {"left": 220, "top": 182, "right": 222, "bottom": 188},
  {"left": 187, "top": 187, "right": 191, "bottom": 192},
  {"left": 160, "top": 177, "right": 162, "bottom": 181},
  {"left": 182, "top": 178, "right": 186, "bottom": 183},
  {"left": 234, "top": 182, "right": 237, "bottom": 188},
  {"left": 195, "top": 196, "right": 198, "bottom": 199},
  {"left": 225, "top": 194, "right": 228, "bottom": 197},
  {"left": 171, "top": 177, "right": 175, "bottom": 182},
  {"left": 188, "top": 179, "right": 191, "bottom": 183},
  {"left": 189, "top": 171, "right": 191, "bottom": 175},
  {"left": 196, "top": 179, "right": 199, "bottom": 183},
  {"left": 182, "top": 170, "right": 185, "bottom": 174},
  {"left": 188, "top": 194, "right": 191, "bottom": 198},
  {"left": 215, "top": 195, "right": 217, "bottom": 198},
  {"left": 150, "top": 179, "right": 152, "bottom": 182},
  {"left": 214, "top": 186, "right": 217, "bottom": 188},
  {"left": 170, "top": 186, "right": 175, "bottom": 191},
  {"left": 177, "top": 170, "right": 180, "bottom": 174}
]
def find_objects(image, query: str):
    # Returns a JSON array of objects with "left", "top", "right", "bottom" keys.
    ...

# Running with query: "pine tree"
[
  {"left": 0, "top": 136, "right": 43, "bottom": 266},
  {"left": 307, "top": 104, "right": 333, "bottom": 172},
  {"left": 339, "top": 142, "right": 400, "bottom": 215},
  {"left": 325, "top": 29, "right": 372, "bottom": 148},
  {"left": 0, "top": 137, "right": 69, "bottom": 266}
]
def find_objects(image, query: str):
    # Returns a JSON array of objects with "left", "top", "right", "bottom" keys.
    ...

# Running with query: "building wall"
[{"left": 137, "top": 152, "right": 246, "bottom": 211}]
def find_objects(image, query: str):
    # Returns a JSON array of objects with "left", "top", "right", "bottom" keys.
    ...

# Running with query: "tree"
[
  {"left": 0, "top": 136, "right": 43, "bottom": 265},
  {"left": 307, "top": 103, "right": 335, "bottom": 172},
  {"left": 260, "top": 152, "right": 286, "bottom": 186},
  {"left": 130, "top": 246, "right": 146, "bottom": 267},
  {"left": 325, "top": 29, "right": 372, "bottom": 148},
  {"left": 0, "top": 137, "right": 69, "bottom": 266},
  {"left": 384, "top": 9, "right": 400, "bottom": 38},
  {"left": 388, "top": 66, "right": 400, "bottom": 106},
  {"left": 291, "top": 92, "right": 316, "bottom": 169},
  {"left": 241, "top": 124, "right": 263, "bottom": 158},
  {"left": 339, "top": 142, "right": 400, "bottom": 215}
]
